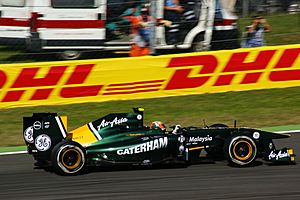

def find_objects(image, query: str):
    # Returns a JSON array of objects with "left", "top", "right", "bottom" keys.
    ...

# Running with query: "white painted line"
[
  {"left": 275, "top": 130, "right": 300, "bottom": 134},
  {"left": 0, "top": 151, "right": 27, "bottom": 156}
]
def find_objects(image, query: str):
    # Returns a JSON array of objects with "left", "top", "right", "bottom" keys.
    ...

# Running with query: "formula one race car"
[{"left": 23, "top": 108, "right": 296, "bottom": 175}]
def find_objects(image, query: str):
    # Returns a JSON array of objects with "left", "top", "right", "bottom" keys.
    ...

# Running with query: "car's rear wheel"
[
  {"left": 224, "top": 135, "right": 257, "bottom": 166},
  {"left": 51, "top": 141, "right": 85, "bottom": 175}
]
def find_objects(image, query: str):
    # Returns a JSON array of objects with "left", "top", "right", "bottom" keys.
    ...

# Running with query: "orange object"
[
  {"left": 123, "top": 16, "right": 142, "bottom": 35},
  {"left": 129, "top": 44, "right": 150, "bottom": 57}
]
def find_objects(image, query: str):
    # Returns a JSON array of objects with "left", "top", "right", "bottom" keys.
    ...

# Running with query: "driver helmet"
[{"left": 149, "top": 121, "right": 166, "bottom": 132}]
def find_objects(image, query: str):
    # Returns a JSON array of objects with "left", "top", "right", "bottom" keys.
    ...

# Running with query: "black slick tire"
[
  {"left": 51, "top": 141, "right": 85, "bottom": 175},
  {"left": 224, "top": 135, "right": 257, "bottom": 166}
]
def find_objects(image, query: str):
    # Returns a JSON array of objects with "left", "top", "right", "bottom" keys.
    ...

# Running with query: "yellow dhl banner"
[{"left": 0, "top": 44, "right": 300, "bottom": 108}]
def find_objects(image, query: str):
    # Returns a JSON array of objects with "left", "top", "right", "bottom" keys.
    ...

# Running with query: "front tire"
[
  {"left": 224, "top": 136, "right": 257, "bottom": 166},
  {"left": 51, "top": 141, "right": 85, "bottom": 175}
]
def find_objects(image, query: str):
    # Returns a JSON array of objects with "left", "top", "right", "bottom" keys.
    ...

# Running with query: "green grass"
[
  {"left": 0, "top": 46, "right": 24, "bottom": 62},
  {"left": 2, "top": 86, "right": 300, "bottom": 147}
]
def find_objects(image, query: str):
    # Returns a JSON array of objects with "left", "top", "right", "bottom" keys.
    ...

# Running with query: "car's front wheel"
[
  {"left": 51, "top": 141, "right": 85, "bottom": 175},
  {"left": 224, "top": 135, "right": 257, "bottom": 166}
]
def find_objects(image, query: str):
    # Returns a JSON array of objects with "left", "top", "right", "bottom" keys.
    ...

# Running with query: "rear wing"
[
  {"left": 23, "top": 108, "right": 144, "bottom": 154},
  {"left": 23, "top": 113, "right": 68, "bottom": 156}
]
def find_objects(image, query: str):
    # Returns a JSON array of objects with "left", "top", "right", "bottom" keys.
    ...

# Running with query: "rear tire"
[
  {"left": 51, "top": 141, "right": 85, "bottom": 175},
  {"left": 224, "top": 135, "right": 257, "bottom": 166}
]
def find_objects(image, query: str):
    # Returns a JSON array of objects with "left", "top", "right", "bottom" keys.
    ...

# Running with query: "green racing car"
[{"left": 23, "top": 108, "right": 296, "bottom": 175}]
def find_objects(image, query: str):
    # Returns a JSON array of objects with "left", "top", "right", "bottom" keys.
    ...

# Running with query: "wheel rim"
[
  {"left": 233, "top": 140, "right": 253, "bottom": 161},
  {"left": 61, "top": 148, "right": 82, "bottom": 170}
]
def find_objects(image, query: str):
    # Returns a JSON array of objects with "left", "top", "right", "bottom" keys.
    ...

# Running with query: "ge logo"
[
  {"left": 24, "top": 126, "right": 34, "bottom": 143},
  {"left": 35, "top": 134, "right": 51, "bottom": 151}
]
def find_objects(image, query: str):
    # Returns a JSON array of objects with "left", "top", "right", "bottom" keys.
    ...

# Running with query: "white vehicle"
[{"left": 0, "top": 0, "right": 239, "bottom": 59}]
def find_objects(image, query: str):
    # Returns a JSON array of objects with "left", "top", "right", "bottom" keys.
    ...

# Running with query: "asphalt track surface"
[{"left": 1, "top": 134, "right": 299, "bottom": 200}]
